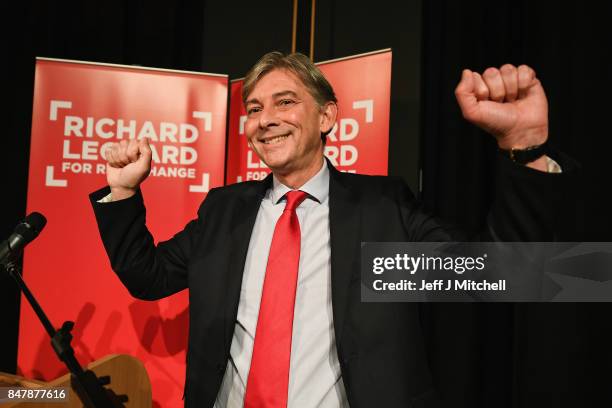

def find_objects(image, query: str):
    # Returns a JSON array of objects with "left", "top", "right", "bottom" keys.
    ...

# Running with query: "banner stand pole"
[{"left": 3, "top": 261, "right": 122, "bottom": 407}]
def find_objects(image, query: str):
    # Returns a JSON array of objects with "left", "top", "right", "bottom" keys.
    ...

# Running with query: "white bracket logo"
[
  {"left": 193, "top": 111, "right": 212, "bottom": 132},
  {"left": 189, "top": 173, "right": 210, "bottom": 193},
  {"left": 239, "top": 115, "right": 247, "bottom": 135},
  {"left": 45, "top": 166, "right": 67, "bottom": 187},
  {"left": 49, "top": 100, "right": 72, "bottom": 121},
  {"left": 353, "top": 100, "right": 373, "bottom": 123}
]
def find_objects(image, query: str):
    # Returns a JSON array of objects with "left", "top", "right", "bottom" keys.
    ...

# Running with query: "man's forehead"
[{"left": 246, "top": 69, "right": 307, "bottom": 101}]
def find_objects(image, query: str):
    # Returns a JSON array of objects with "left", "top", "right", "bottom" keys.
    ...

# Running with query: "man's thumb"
[{"left": 138, "top": 137, "right": 152, "bottom": 160}]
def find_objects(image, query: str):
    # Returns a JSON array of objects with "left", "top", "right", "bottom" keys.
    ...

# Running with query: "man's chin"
[
  {"left": 258, "top": 153, "right": 291, "bottom": 173},
  {"left": 264, "top": 161, "right": 290, "bottom": 174}
]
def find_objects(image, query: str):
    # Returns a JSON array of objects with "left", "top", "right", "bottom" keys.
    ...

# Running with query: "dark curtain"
[
  {"left": 419, "top": 1, "right": 611, "bottom": 407},
  {"left": 2, "top": 1, "right": 611, "bottom": 407}
]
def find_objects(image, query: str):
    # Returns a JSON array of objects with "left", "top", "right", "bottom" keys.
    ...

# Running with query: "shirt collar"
[{"left": 270, "top": 159, "right": 329, "bottom": 205}]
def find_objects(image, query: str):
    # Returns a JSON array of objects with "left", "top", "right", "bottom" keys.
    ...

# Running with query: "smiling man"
[
  {"left": 242, "top": 57, "right": 337, "bottom": 189},
  {"left": 91, "top": 52, "right": 574, "bottom": 407}
]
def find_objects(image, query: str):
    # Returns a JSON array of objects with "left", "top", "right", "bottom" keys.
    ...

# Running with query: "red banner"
[
  {"left": 226, "top": 49, "right": 392, "bottom": 183},
  {"left": 20, "top": 58, "right": 228, "bottom": 407}
]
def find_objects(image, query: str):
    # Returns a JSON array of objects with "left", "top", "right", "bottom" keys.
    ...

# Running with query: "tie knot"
[{"left": 284, "top": 190, "right": 308, "bottom": 211}]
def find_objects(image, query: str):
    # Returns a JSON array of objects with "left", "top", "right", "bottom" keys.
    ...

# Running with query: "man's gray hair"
[{"left": 242, "top": 51, "right": 337, "bottom": 107}]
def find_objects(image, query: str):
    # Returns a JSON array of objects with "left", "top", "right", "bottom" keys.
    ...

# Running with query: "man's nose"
[{"left": 259, "top": 107, "right": 280, "bottom": 128}]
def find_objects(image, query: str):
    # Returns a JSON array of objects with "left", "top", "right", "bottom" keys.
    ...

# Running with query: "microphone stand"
[{"left": 3, "top": 260, "right": 121, "bottom": 407}]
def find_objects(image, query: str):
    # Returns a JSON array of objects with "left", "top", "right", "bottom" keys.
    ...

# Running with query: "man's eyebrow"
[
  {"left": 245, "top": 97, "right": 261, "bottom": 106},
  {"left": 272, "top": 90, "right": 298, "bottom": 99},
  {"left": 245, "top": 90, "right": 299, "bottom": 106}
]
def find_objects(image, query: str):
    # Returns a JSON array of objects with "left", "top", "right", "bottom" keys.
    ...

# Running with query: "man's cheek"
[
  {"left": 286, "top": 111, "right": 302, "bottom": 124},
  {"left": 245, "top": 132, "right": 257, "bottom": 149}
]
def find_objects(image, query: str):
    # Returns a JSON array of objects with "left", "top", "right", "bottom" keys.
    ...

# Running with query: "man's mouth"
[{"left": 260, "top": 134, "right": 290, "bottom": 145}]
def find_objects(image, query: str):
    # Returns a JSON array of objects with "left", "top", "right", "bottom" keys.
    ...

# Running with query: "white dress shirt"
[{"left": 214, "top": 160, "right": 349, "bottom": 407}]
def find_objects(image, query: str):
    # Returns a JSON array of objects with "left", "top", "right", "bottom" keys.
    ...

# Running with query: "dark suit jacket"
[{"left": 90, "top": 153, "right": 577, "bottom": 408}]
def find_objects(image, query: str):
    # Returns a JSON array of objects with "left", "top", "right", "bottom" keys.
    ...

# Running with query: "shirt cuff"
[
  {"left": 97, "top": 192, "right": 113, "bottom": 203},
  {"left": 546, "top": 156, "right": 562, "bottom": 173}
]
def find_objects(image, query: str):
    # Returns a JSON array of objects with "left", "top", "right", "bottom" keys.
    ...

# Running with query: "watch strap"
[{"left": 499, "top": 140, "right": 548, "bottom": 164}]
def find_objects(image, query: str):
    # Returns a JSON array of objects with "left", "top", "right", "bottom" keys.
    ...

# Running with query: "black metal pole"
[{"left": 3, "top": 261, "right": 119, "bottom": 407}]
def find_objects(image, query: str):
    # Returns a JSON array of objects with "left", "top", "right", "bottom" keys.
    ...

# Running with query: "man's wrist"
[
  {"left": 499, "top": 140, "right": 549, "bottom": 165},
  {"left": 525, "top": 155, "right": 548, "bottom": 172},
  {"left": 523, "top": 155, "right": 562, "bottom": 173},
  {"left": 109, "top": 187, "right": 138, "bottom": 201}
]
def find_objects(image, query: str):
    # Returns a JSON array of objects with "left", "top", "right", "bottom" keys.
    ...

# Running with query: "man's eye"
[
  {"left": 247, "top": 107, "right": 261, "bottom": 115},
  {"left": 279, "top": 99, "right": 295, "bottom": 106}
]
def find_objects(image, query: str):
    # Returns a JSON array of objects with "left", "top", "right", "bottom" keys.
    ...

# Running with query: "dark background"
[{"left": 2, "top": 1, "right": 610, "bottom": 406}]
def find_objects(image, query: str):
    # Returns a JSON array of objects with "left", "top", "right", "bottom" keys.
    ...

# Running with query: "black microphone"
[{"left": 0, "top": 212, "right": 47, "bottom": 265}]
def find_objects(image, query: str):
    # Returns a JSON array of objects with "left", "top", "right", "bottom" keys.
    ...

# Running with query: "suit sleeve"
[
  {"left": 397, "top": 149, "right": 580, "bottom": 241},
  {"left": 485, "top": 149, "right": 580, "bottom": 241},
  {"left": 89, "top": 187, "right": 210, "bottom": 300}
]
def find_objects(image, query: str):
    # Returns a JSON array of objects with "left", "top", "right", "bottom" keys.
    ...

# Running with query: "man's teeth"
[{"left": 263, "top": 135, "right": 289, "bottom": 144}]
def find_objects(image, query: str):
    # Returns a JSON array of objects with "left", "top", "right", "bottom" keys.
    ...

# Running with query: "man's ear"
[{"left": 320, "top": 102, "right": 338, "bottom": 134}]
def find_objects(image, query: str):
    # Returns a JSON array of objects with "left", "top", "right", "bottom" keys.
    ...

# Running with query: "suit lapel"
[
  {"left": 223, "top": 175, "right": 272, "bottom": 349},
  {"left": 328, "top": 165, "right": 361, "bottom": 346}
]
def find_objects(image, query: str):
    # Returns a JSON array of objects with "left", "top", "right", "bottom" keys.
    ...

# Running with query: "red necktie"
[{"left": 244, "top": 190, "right": 308, "bottom": 408}]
